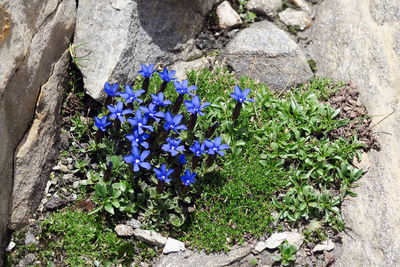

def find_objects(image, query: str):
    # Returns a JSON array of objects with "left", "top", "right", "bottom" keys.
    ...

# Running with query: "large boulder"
[
  {"left": 0, "top": 0, "right": 75, "bottom": 262},
  {"left": 222, "top": 21, "right": 313, "bottom": 90},
  {"left": 73, "top": 0, "right": 219, "bottom": 101},
  {"left": 306, "top": 0, "right": 400, "bottom": 265}
]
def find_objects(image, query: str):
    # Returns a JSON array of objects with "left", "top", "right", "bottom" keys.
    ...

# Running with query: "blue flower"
[
  {"left": 162, "top": 137, "right": 185, "bottom": 156},
  {"left": 184, "top": 95, "right": 210, "bottom": 116},
  {"left": 178, "top": 154, "right": 187, "bottom": 165},
  {"left": 189, "top": 141, "right": 206, "bottom": 157},
  {"left": 138, "top": 63, "right": 156, "bottom": 78},
  {"left": 120, "top": 85, "right": 145, "bottom": 104},
  {"left": 204, "top": 137, "right": 230, "bottom": 157},
  {"left": 139, "top": 103, "right": 165, "bottom": 123},
  {"left": 163, "top": 111, "right": 187, "bottom": 134},
  {"left": 158, "top": 68, "right": 177, "bottom": 83},
  {"left": 154, "top": 164, "right": 174, "bottom": 183},
  {"left": 151, "top": 92, "right": 172, "bottom": 106},
  {"left": 181, "top": 170, "right": 196, "bottom": 186},
  {"left": 94, "top": 115, "right": 111, "bottom": 132},
  {"left": 126, "top": 129, "right": 150, "bottom": 149},
  {"left": 128, "top": 109, "right": 153, "bottom": 134},
  {"left": 173, "top": 80, "right": 197, "bottom": 96},
  {"left": 104, "top": 82, "right": 119, "bottom": 97},
  {"left": 107, "top": 101, "right": 133, "bottom": 123},
  {"left": 230, "top": 86, "right": 254, "bottom": 103},
  {"left": 124, "top": 146, "right": 151, "bottom": 172}
]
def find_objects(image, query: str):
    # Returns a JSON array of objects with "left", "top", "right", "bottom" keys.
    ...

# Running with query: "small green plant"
[
  {"left": 238, "top": 0, "right": 257, "bottom": 24},
  {"left": 273, "top": 241, "right": 297, "bottom": 266},
  {"left": 69, "top": 43, "right": 90, "bottom": 67}
]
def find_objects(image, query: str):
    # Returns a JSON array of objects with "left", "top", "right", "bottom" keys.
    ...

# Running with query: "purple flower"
[
  {"left": 127, "top": 109, "right": 153, "bottom": 134},
  {"left": 154, "top": 164, "right": 174, "bottom": 183},
  {"left": 184, "top": 95, "right": 210, "bottom": 116},
  {"left": 138, "top": 63, "right": 156, "bottom": 78},
  {"left": 178, "top": 154, "right": 187, "bottom": 165},
  {"left": 139, "top": 103, "right": 165, "bottom": 123},
  {"left": 124, "top": 146, "right": 151, "bottom": 172},
  {"left": 189, "top": 141, "right": 206, "bottom": 157},
  {"left": 126, "top": 129, "right": 150, "bottom": 149},
  {"left": 181, "top": 170, "right": 196, "bottom": 186},
  {"left": 163, "top": 111, "right": 187, "bottom": 134},
  {"left": 162, "top": 138, "right": 185, "bottom": 156},
  {"left": 107, "top": 101, "right": 132, "bottom": 123},
  {"left": 230, "top": 86, "right": 254, "bottom": 104},
  {"left": 173, "top": 80, "right": 197, "bottom": 96},
  {"left": 151, "top": 92, "right": 172, "bottom": 107},
  {"left": 120, "top": 85, "right": 145, "bottom": 104},
  {"left": 158, "top": 68, "right": 177, "bottom": 83},
  {"left": 204, "top": 137, "right": 230, "bottom": 157},
  {"left": 94, "top": 115, "right": 111, "bottom": 132},
  {"left": 104, "top": 82, "right": 119, "bottom": 97}
]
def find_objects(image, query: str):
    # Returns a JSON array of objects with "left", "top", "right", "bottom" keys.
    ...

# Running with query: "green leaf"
[
  {"left": 95, "top": 182, "right": 108, "bottom": 199},
  {"left": 104, "top": 204, "right": 115, "bottom": 215}
]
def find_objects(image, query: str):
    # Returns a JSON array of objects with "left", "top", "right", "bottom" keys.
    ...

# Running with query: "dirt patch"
[{"left": 326, "top": 81, "right": 380, "bottom": 151}]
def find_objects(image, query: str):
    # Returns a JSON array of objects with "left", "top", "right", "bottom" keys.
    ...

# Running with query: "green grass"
[{"left": 36, "top": 67, "right": 366, "bottom": 259}]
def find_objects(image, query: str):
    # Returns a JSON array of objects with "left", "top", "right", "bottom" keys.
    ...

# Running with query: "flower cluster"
[{"left": 94, "top": 64, "right": 253, "bottom": 190}]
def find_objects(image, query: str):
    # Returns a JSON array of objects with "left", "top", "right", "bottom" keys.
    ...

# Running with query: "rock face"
[
  {"left": 222, "top": 21, "right": 313, "bottom": 90},
  {"left": 74, "top": 0, "right": 218, "bottom": 101},
  {"left": 247, "top": 0, "right": 282, "bottom": 18},
  {"left": 0, "top": 0, "right": 75, "bottom": 263},
  {"left": 307, "top": 0, "right": 400, "bottom": 265}
]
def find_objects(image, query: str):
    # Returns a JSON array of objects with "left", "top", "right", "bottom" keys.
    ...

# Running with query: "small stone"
[
  {"left": 24, "top": 253, "right": 36, "bottom": 265},
  {"left": 72, "top": 181, "right": 80, "bottom": 189},
  {"left": 115, "top": 224, "right": 134, "bottom": 237},
  {"left": 25, "top": 231, "right": 38, "bottom": 246},
  {"left": 52, "top": 165, "right": 60, "bottom": 171},
  {"left": 313, "top": 239, "right": 335, "bottom": 252},
  {"left": 45, "top": 195, "right": 65, "bottom": 210},
  {"left": 5, "top": 241, "right": 16, "bottom": 252},
  {"left": 247, "top": 0, "right": 282, "bottom": 18},
  {"left": 254, "top": 241, "right": 268, "bottom": 253},
  {"left": 265, "top": 232, "right": 288, "bottom": 249},
  {"left": 217, "top": 1, "right": 242, "bottom": 29},
  {"left": 286, "top": 232, "right": 304, "bottom": 248},
  {"left": 67, "top": 157, "right": 73, "bottom": 164},
  {"left": 171, "top": 57, "right": 212, "bottom": 81},
  {"left": 44, "top": 181, "right": 52, "bottom": 195},
  {"left": 133, "top": 229, "right": 168, "bottom": 247},
  {"left": 126, "top": 218, "right": 142, "bottom": 229},
  {"left": 69, "top": 193, "right": 77, "bottom": 202},
  {"left": 290, "top": 0, "right": 314, "bottom": 18},
  {"left": 59, "top": 164, "right": 69, "bottom": 173},
  {"left": 162, "top": 238, "right": 185, "bottom": 254},
  {"left": 279, "top": 8, "right": 312, "bottom": 31}
]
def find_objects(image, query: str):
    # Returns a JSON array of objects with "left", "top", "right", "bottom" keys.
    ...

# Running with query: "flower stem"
[
  {"left": 232, "top": 102, "right": 242, "bottom": 123},
  {"left": 158, "top": 81, "right": 168, "bottom": 94},
  {"left": 188, "top": 113, "right": 198, "bottom": 132},
  {"left": 142, "top": 77, "right": 150, "bottom": 95},
  {"left": 173, "top": 94, "right": 184, "bottom": 114},
  {"left": 206, "top": 154, "right": 216, "bottom": 167},
  {"left": 205, "top": 122, "right": 219, "bottom": 139},
  {"left": 192, "top": 156, "right": 200, "bottom": 170}
]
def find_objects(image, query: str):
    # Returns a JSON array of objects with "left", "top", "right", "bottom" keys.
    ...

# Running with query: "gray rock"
[
  {"left": 306, "top": 0, "right": 400, "bottom": 265},
  {"left": 216, "top": 1, "right": 242, "bottom": 29},
  {"left": 254, "top": 241, "right": 268, "bottom": 253},
  {"left": 162, "top": 238, "right": 186, "bottom": 254},
  {"left": 115, "top": 224, "right": 134, "bottom": 237},
  {"left": 265, "top": 232, "right": 288, "bottom": 249},
  {"left": 312, "top": 239, "right": 334, "bottom": 252},
  {"left": 24, "top": 232, "right": 38, "bottom": 246},
  {"left": 74, "top": 0, "right": 218, "bottom": 101},
  {"left": 20, "top": 253, "right": 36, "bottom": 266},
  {"left": 126, "top": 218, "right": 142, "bottom": 229},
  {"left": 1, "top": 3, "right": 75, "bottom": 250},
  {"left": 155, "top": 245, "right": 251, "bottom": 267},
  {"left": 290, "top": 0, "right": 314, "bottom": 18},
  {"left": 285, "top": 232, "right": 304, "bottom": 249},
  {"left": 44, "top": 195, "right": 65, "bottom": 210},
  {"left": 247, "top": 0, "right": 282, "bottom": 18},
  {"left": 5, "top": 241, "right": 16, "bottom": 252},
  {"left": 133, "top": 229, "right": 168, "bottom": 247},
  {"left": 279, "top": 8, "right": 312, "bottom": 31},
  {"left": 171, "top": 57, "right": 213, "bottom": 81},
  {"left": 222, "top": 21, "right": 313, "bottom": 90}
]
